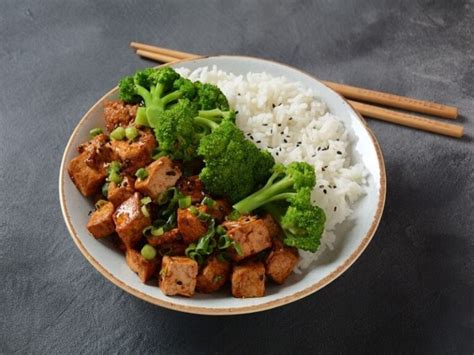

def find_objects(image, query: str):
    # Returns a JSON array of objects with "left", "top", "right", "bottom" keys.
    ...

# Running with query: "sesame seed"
[
  {"left": 323, "top": 189, "right": 327, "bottom": 194},
  {"left": 337, "top": 151, "right": 342, "bottom": 155},
  {"left": 280, "top": 132, "right": 284, "bottom": 135},
  {"left": 235, "top": 111, "right": 239, "bottom": 114},
  {"left": 317, "top": 147, "right": 321, "bottom": 151},
  {"left": 319, "top": 185, "right": 324, "bottom": 188},
  {"left": 272, "top": 104, "right": 276, "bottom": 108},
  {"left": 334, "top": 206, "right": 337, "bottom": 211},
  {"left": 278, "top": 123, "right": 282, "bottom": 127},
  {"left": 262, "top": 123, "right": 268, "bottom": 126},
  {"left": 333, "top": 185, "right": 337, "bottom": 188},
  {"left": 289, "top": 117, "right": 293, "bottom": 120},
  {"left": 256, "top": 140, "right": 261, "bottom": 143},
  {"left": 283, "top": 139, "right": 288, "bottom": 143},
  {"left": 312, "top": 154, "right": 316, "bottom": 158},
  {"left": 276, "top": 152, "right": 279, "bottom": 156},
  {"left": 297, "top": 141, "right": 302, "bottom": 145}
]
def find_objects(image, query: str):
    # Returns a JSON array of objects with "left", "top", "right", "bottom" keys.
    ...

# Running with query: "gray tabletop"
[{"left": 1, "top": 1, "right": 473, "bottom": 353}]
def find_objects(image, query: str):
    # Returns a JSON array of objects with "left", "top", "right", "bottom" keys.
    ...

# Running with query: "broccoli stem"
[
  {"left": 135, "top": 82, "right": 184, "bottom": 127},
  {"left": 194, "top": 116, "right": 219, "bottom": 131},
  {"left": 233, "top": 175, "right": 295, "bottom": 214}
]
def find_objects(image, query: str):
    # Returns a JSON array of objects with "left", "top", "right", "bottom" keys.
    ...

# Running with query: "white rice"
[{"left": 177, "top": 66, "right": 368, "bottom": 271}]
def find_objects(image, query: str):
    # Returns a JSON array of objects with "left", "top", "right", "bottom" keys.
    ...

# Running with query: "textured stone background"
[{"left": 1, "top": 0, "right": 473, "bottom": 353}]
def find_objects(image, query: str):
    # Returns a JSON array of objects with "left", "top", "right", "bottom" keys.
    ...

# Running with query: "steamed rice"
[{"left": 177, "top": 66, "right": 368, "bottom": 271}]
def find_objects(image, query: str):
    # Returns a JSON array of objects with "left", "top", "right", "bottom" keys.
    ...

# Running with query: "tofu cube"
[
  {"left": 103, "top": 100, "right": 138, "bottom": 132},
  {"left": 224, "top": 216, "right": 272, "bottom": 261},
  {"left": 196, "top": 256, "right": 230, "bottom": 293},
  {"left": 108, "top": 131, "right": 156, "bottom": 174},
  {"left": 113, "top": 193, "right": 151, "bottom": 248},
  {"left": 231, "top": 262, "right": 266, "bottom": 298},
  {"left": 108, "top": 175, "right": 135, "bottom": 207},
  {"left": 159, "top": 256, "right": 198, "bottom": 297},
  {"left": 86, "top": 201, "right": 115, "bottom": 238},
  {"left": 177, "top": 208, "right": 208, "bottom": 244},
  {"left": 135, "top": 157, "right": 182, "bottom": 200},
  {"left": 125, "top": 248, "right": 158, "bottom": 283},
  {"left": 67, "top": 151, "right": 106, "bottom": 196},
  {"left": 265, "top": 239, "right": 299, "bottom": 284}
]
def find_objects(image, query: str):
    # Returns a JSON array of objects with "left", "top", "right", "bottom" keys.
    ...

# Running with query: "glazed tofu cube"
[
  {"left": 196, "top": 256, "right": 230, "bottom": 293},
  {"left": 108, "top": 131, "right": 156, "bottom": 174},
  {"left": 125, "top": 248, "right": 158, "bottom": 283},
  {"left": 159, "top": 256, "right": 198, "bottom": 297},
  {"left": 135, "top": 157, "right": 182, "bottom": 200},
  {"left": 265, "top": 238, "right": 299, "bottom": 284},
  {"left": 108, "top": 176, "right": 135, "bottom": 207},
  {"left": 231, "top": 262, "right": 266, "bottom": 298},
  {"left": 177, "top": 175, "right": 205, "bottom": 203},
  {"left": 224, "top": 216, "right": 272, "bottom": 261},
  {"left": 68, "top": 151, "right": 107, "bottom": 196},
  {"left": 113, "top": 193, "right": 151, "bottom": 248},
  {"left": 77, "top": 134, "right": 115, "bottom": 169},
  {"left": 86, "top": 201, "right": 115, "bottom": 238},
  {"left": 177, "top": 208, "right": 209, "bottom": 244},
  {"left": 103, "top": 100, "right": 138, "bottom": 132}
]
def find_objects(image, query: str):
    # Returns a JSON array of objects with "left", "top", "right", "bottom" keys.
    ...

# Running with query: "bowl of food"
[{"left": 59, "top": 55, "right": 386, "bottom": 315}]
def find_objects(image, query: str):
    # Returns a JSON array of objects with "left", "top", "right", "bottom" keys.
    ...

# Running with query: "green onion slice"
[
  {"left": 89, "top": 127, "right": 103, "bottom": 137},
  {"left": 141, "top": 244, "right": 156, "bottom": 260},
  {"left": 110, "top": 127, "right": 126, "bottom": 141},
  {"left": 135, "top": 168, "right": 148, "bottom": 180},
  {"left": 178, "top": 196, "right": 192, "bottom": 209}
]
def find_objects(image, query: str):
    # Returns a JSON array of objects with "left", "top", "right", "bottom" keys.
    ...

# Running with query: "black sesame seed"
[
  {"left": 319, "top": 185, "right": 324, "bottom": 188},
  {"left": 278, "top": 123, "right": 282, "bottom": 127},
  {"left": 262, "top": 123, "right": 268, "bottom": 126},
  {"left": 297, "top": 141, "right": 302, "bottom": 144},
  {"left": 256, "top": 140, "right": 261, "bottom": 143},
  {"left": 272, "top": 104, "right": 276, "bottom": 108},
  {"left": 238, "top": 93, "right": 241, "bottom": 96},
  {"left": 312, "top": 154, "right": 316, "bottom": 158},
  {"left": 235, "top": 111, "right": 239, "bottom": 114},
  {"left": 323, "top": 189, "right": 327, "bottom": 194},
  {"left": 337, "top": 151, "right": 342, "bottom": 155},
  {"left": 276, "top": 152, "right": 279, "bottom": 156},
  {"left": 333, "top": 185, "right": 337, "bottom": 188},
  {"left": 280, "top": 132, "right": 284, "bottom": 135},
  {"left": 317, "top": 147, "right": 321, "bottom": 151},
  {"left": 334, "top": 206, "right": 337, "bottom": 211},
  {"left": 289, "top": 117, "right": 293, "bottom": 120},
  {"left": 283, "top": 139, "right": 288, "bottom": 143},
  {"left": 270, "top": 129, "right": 273, "bottom": 134}
]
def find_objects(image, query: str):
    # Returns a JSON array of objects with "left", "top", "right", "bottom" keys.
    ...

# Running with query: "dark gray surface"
[{"left": 1, "top": 0, "right": 473, "bottom": 353}]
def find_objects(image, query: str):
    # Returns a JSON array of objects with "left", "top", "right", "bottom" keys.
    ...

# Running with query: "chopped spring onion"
[
  {"left": 142, "top": 225, "right": 153, "bottom": 236},
  {"left": 189, "top": 206, "right": 199, "bottom": 216},
  {"left": 89, "top": 127, "right": 103, "bottom": 137},
  {"left": 110, "top": 126, "right": 126, "bottom": 140},
  {"left": 216, "top": 225, "right": 226, "bottom": 235},
  {"left": 94, "top": 199, "right": 108, "bottom": 209},
  {"left": 197, "top": 211, "right": 212, "bottom": 222},
  {"left": 233, "top": 241, "right": 243, "bottom": 256},
  {"left": 178, "top": 196, "right": 192, "bottom": 209},
  {"left": 135, "top": 168, "right": 148, "bottom": 180},
  {"left": 125, "top": 126, "right": 138, "bottom": 140},
  {"left": 151, "top": 227, "right": 164, "bottom": 237},
  {"left": 227, "top": 210, "right": 241, "bottom": 221},
  {"left": 218, "top": 234, "right": 233, "bottom": 249},
  {"left": 141, "top": 205, "right": 150, "bottom": 218},
  {"left": 140, "top": 196, "right": 152, "bottom": 205},
  {"left": 108, "top": 171, "right": 122, "bottom": 184},
  {"left": 141, "top": 244, "right": 156, "bottom": 260},
  {"left": 202, "top": 196, "right": 215, "bottom": 208}
]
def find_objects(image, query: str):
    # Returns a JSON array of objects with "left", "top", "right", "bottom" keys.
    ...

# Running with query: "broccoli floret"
[
  {"left": 197, "top": 119, "right": 275, "bottom": 202},
  {"left": 194, "top": 82, "right": 230, "bottom": 110},
  {"left": 264, "top": 188, "right": 326, "bottom": 252},
  {"left": 153, "top": 99, "right": 200, "bottom": 161},
  {"left": 117, "top": 67, "right": 194, "bottom": 128},
  {"left": 233, "top": 162, "right": 316, "bottom": 214}
]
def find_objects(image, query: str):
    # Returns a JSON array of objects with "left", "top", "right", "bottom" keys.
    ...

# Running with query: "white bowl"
[{"left": 59, "top": 56, "right": 386, "bottom": 315}]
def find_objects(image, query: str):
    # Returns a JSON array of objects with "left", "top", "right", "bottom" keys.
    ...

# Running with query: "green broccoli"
[
  {"left": 231, "top": 162, "right": 325, "bottom": 252},
  {"left": 194, "top": 81, "right": 230, "bottom": 110},
  {"left": 233, "top": 162, "right": 316, "bottom": 213},
  {"left": 263, "top": 188, "right": 326, "bottom": 252},
  {"left": 153, "top": 99, "right": 200, "bottom": 160},
  {"left": 196, "top": 117, "right": 274, "bottom": 202},
  {"left": 118, "top": 67, "right": 195, "bottom": 127}
]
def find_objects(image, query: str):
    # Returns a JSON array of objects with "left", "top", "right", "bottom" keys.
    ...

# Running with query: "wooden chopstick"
[
  {"left": 322, "top": 81, "right": 458, "bottom": 119},
  {"left": 349, "top": 101, "right": 463, "bottom": 138},
  {"left": 131, "top": 43, "right": 464, "bottom": 138}
]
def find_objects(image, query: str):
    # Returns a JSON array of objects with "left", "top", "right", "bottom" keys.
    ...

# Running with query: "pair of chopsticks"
[{"left": 130, "top": 42, "right": 464, "bottom": 138}]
